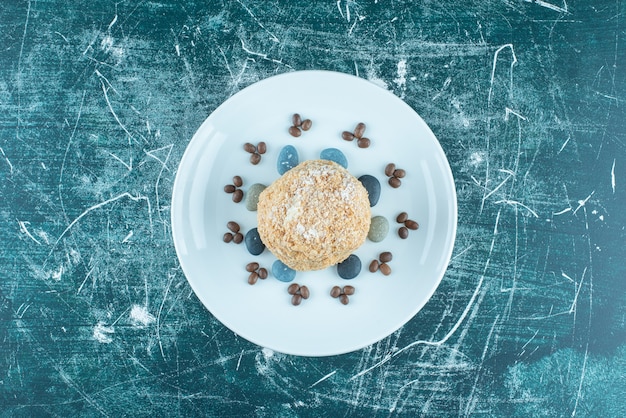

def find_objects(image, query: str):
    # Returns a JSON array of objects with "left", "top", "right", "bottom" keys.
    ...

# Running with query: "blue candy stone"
[
  {"left": 277, "top": 145, "right": 299, "bottom": 175},
  {"left": 337, "top": 254, "right": 361, "bottom": 280},
  {"left": 244, "top": 228, "right": 265, "bottom": 256},
  {"left": 358, "top": 175, "right": 381, "bottom": 207},
  {"left": 320, "top": 148, "right": 348, "bottom": 168},
  {"left": 272, "top": 260, "right": 296, "bottom": 282}
]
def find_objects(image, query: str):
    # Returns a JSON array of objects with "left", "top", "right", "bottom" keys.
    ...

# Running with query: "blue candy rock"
[
  {"left": 272, "top": 259, "right": 296, "bottom": 282},
  {"left": 244, "top": 228, "right": 265, "bottom": 256},
  {"left": 320, "top": 148, "right": 348, "bottom": 168},
  {"left": 358, "top": 174, "right": 381, "bottom": 207},
  {"left": 277, "top": 145, "right": 299, "bottom": 175},
  {"left": 337, "top": 254, "right": 362, "bottom": 280}
]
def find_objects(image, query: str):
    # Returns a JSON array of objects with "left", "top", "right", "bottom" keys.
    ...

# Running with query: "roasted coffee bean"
[
  {"left": 287, "top": 283, "right": 300, "bottom": 295},
  {"left": 398, "top": 226, "right": 409, "bottom": 239},
  {"left": 379, "top": 251, "right": 393, "bottom": 263},
  {"left": 343, "top": 285, "right": 355, "bottom": 295},
  {"left": 292, "top": 113, "right": 302, "bottom": 127},
  {"left": 330, "top": 286, "right": 342, "bottom": 298},
  {"left": 291, "top": 294, "right": 303, "bottom": 306},
  {"left": 246, "top": 262, "right": 259, "bottom": 272},
  {"left": 223, "top": 232, "right": 234, "bottom": 243},
  {"left": 232, "top": 189, "right": 244, "bottom": 203},
  {"left": 227, "top": 221, "right": 240, "bottom": 233},
  {"left": 405, "top": 219, "right": 419, "bottom": 230},
  {"left": 369, "top": 259, "right": 380, "bottom": 272},
  {"left": 233, "top": 176, "right": 243, "bottom": 187},
  {"left": 288, "top": 126, "right": 301, "bottom": 137},
  {"left": 299, "top": 285, "right": 310, "bottom": 299},
  {"left": 385, "top": 163, "right": 396, "bottom": 177},
  {"left": 342, "top": 131, "right": 355, "bottom": 141},
  {"left": 301, "top": 119, "right": 312, "bottom": 131},
  {"left": 250, "top": 153, "right": 261, "bottom": 165},
  {"left": 340, "top": 294, "right": 350, "bottom": 305},
  {"left": 388, "top": 177, "right": 402, "bottom": 188},
  {"left": 224, "top": 184, "right": 236, "bottom": 193},
  {"left": 393, "top": 168, "right": 406, "bottom": 178},
  {"left": 357, "top": 137, "right": 370, "bottom": 148},
  {"left": 354, "top": 122, "right": 366, "bottom": 138},
  {"left": 233, "top": 232, "right": 244, "bottom": 244},
  {"left": 379, "top": 263, "right": 392, "bottom": 276},
  {"left": 258, "top": 268, "right": 268, "bottom": 279},
  {"left": 243, "top": 143, "right": 256, "bottom": 153},
  {"left": 396, "top": 212, "right": 408, "bottom": 223},
  {"left": 248, "top": 272, "right": 259, "bottom": 285},
  {"left": 257, "top": 142, "right": 267, "bottom": 154}
]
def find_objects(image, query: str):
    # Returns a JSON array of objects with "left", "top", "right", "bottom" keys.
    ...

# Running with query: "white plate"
[{"left": 171, "top": 70, "right": 457, "bottom": 356}]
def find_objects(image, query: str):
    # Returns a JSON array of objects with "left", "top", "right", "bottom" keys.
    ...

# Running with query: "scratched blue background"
[{"left": 1, "top": 0, "right": 625, "bottom": 416}]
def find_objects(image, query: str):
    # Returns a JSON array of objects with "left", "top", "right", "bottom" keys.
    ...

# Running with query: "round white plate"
[{"left": 171, "top": 70, "right": 457, "bottom": 356}]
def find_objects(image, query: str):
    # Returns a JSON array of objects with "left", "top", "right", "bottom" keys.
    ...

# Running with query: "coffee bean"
[
  {"left": 233, "top": 232, "right": 244, "bottom": 244},
  {"left": 232, "top": 189, "right": 244, "bottom": 203},
  {"left": 292, "top": 113, "right": 302, "bottom": 127},
  {"left": 340, "top": 294, "right": 350, "bottom": 305},
  {"left": 233, "top": 176, "right": 243, "bottom": 187},
  {"left": 369, "top": 259, "right": 380, "bottom": 272},
  {"left": 223, "top": 232, "right": 234, "bottom": 243},
  {"left": 288, "top": 126, "right": 301, "bottom": 137},
  {"left": 291, "top": 294, "right": 303, "bottom": 306},
  {"left": 343, "top": 285, "right": 355, "bottom": 295},
  {"left": 393, "top": 169, "right": 406, "bottom": 178},
  {"left": 287, "top": 283, "right": 300, "bottom": 295},
  {"left": 398, "top": 226, "right": 409, "bottom": 239},
  {"left": 301, "top": 119, "right": 312, "bottom": 131},
  {"left": 227, "top": 221, "right": 240, "bottom": 233},
  {"left": 379, "top": 263, "right": 392, "bottom": 276},
  {"left": 405, "top": 219, "right": 419, "bottom": 230},
  {"left": 258, "top": 268, "right": 268, "bottom": 279},
  {"left": 385, "top": 163, "right": 396, "bottom": 177},
  {"left": 357, "top": 137, "right": 370, "bottom": 148},
  {"left": 388, "top": 177, "right": 402, "bottom": 188},
  {"left": 224, "top": 184, "right": 236, "bottom": 193},
  {"left": 248, "top": 272, "right": 259, "bottom": 285},
  {"left": 342, "top": 131, "right": 355, "bottom": 141},
  {"left": 243, "top": 143, "right": 256, "bottom": 153},
  {"left": 379, "top": 251, "right": 393, "bottom": 263},
  {"left": 246, "top": 262, "right": 259, "bottom": 272},
  {"left": 354, "top": 122, "right": 366, "bottom": 138},
  {"left": 250, "top": 153, "right": 261, "bottom": 165},
  {"left": 396, "top": 212, "right": 408, "bottom": 223},
  {"left": 257, "top": 142, "right": 267, "bottom": 154},
  {"left": 330, "top": 286, "right": 342, "bottom": 298},
  {"left": 299, "top": 285, "right": 310, "bottom": 299}
]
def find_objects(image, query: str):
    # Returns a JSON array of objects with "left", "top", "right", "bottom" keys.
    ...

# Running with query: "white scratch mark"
[
  {"left": 239, "top": 38, "right": 291, "bottom": 68},
  {"left": 234, "top": 0, "right": 279, "bottom": 42},
  {"left": 122, "top": 230, "right": 133, "bottom": 243},
  {"left": 77, "top": 266, "right": 95, "bottom": 295},
  {"left": 557, "top": 135, "right": 571, "bottom": 154},
  {"left": 336, "top": 0, "right": 344, "bottom": 19},
  {"left": 572, "top": 344, "right": 588, "bottom": 417},
  {"left": 611, "top": 159, "right": 616, "bottom": 194},
  {"left": 482, "top": 173, "right": 513, "bottom": 204},
  {"left": 129, "top": 305, "right": 156, "bottom": 328},
  {"left": 106, "top": 151, "right": 132, "bottom": 171},
  {"left": 572, "top": 191, "right": 594, "bottom": 215},
  {"left": 236, "top": 350, "right": 244, "bottom": 371},
  {"left": 96, "top": 70, "right": 133, "bottom": 141},
  {"left": 524, "top": 0, "right": 569, "bottom": 14},
  {"left": 309, "top": 370, "right": 337, "bottom": 388},
  {"left": 553, "top": 207, "right": 571, "bottom": 216},
  {"left": 504, "top": 107, "right": 527, "bottom": 121},
  {"left": 107, "top": 14, "right": 118, "bottom": 31},
  {"left": 93, "top": 321, "right": 114, "bottom": 344},
  {"left": 494, "top": 199, "right": 539, "bottom": 218},
  {"left": 569, "top": 267, "right": 588, "bottom": 314},
  {"left": 0, "top": 147, "right": 13, "bottom": 173},
  {"left": 48, "top": 192, "right": 153, "bottom": 260},
  {"left": 175, "top": 44, "right": 180, "bottom": 56},
  {"left": 18, "top": 221, "right": 42, "bottom": 245}
]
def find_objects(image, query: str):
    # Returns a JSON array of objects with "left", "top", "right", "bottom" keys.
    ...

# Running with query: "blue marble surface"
[{"left": 1, "top": 0, "right": 625, "bottom": 416}]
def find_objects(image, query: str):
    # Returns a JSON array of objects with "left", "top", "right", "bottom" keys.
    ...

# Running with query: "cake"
[{"left": 257, "top": 159, "right": 371, "bottom": 271}]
